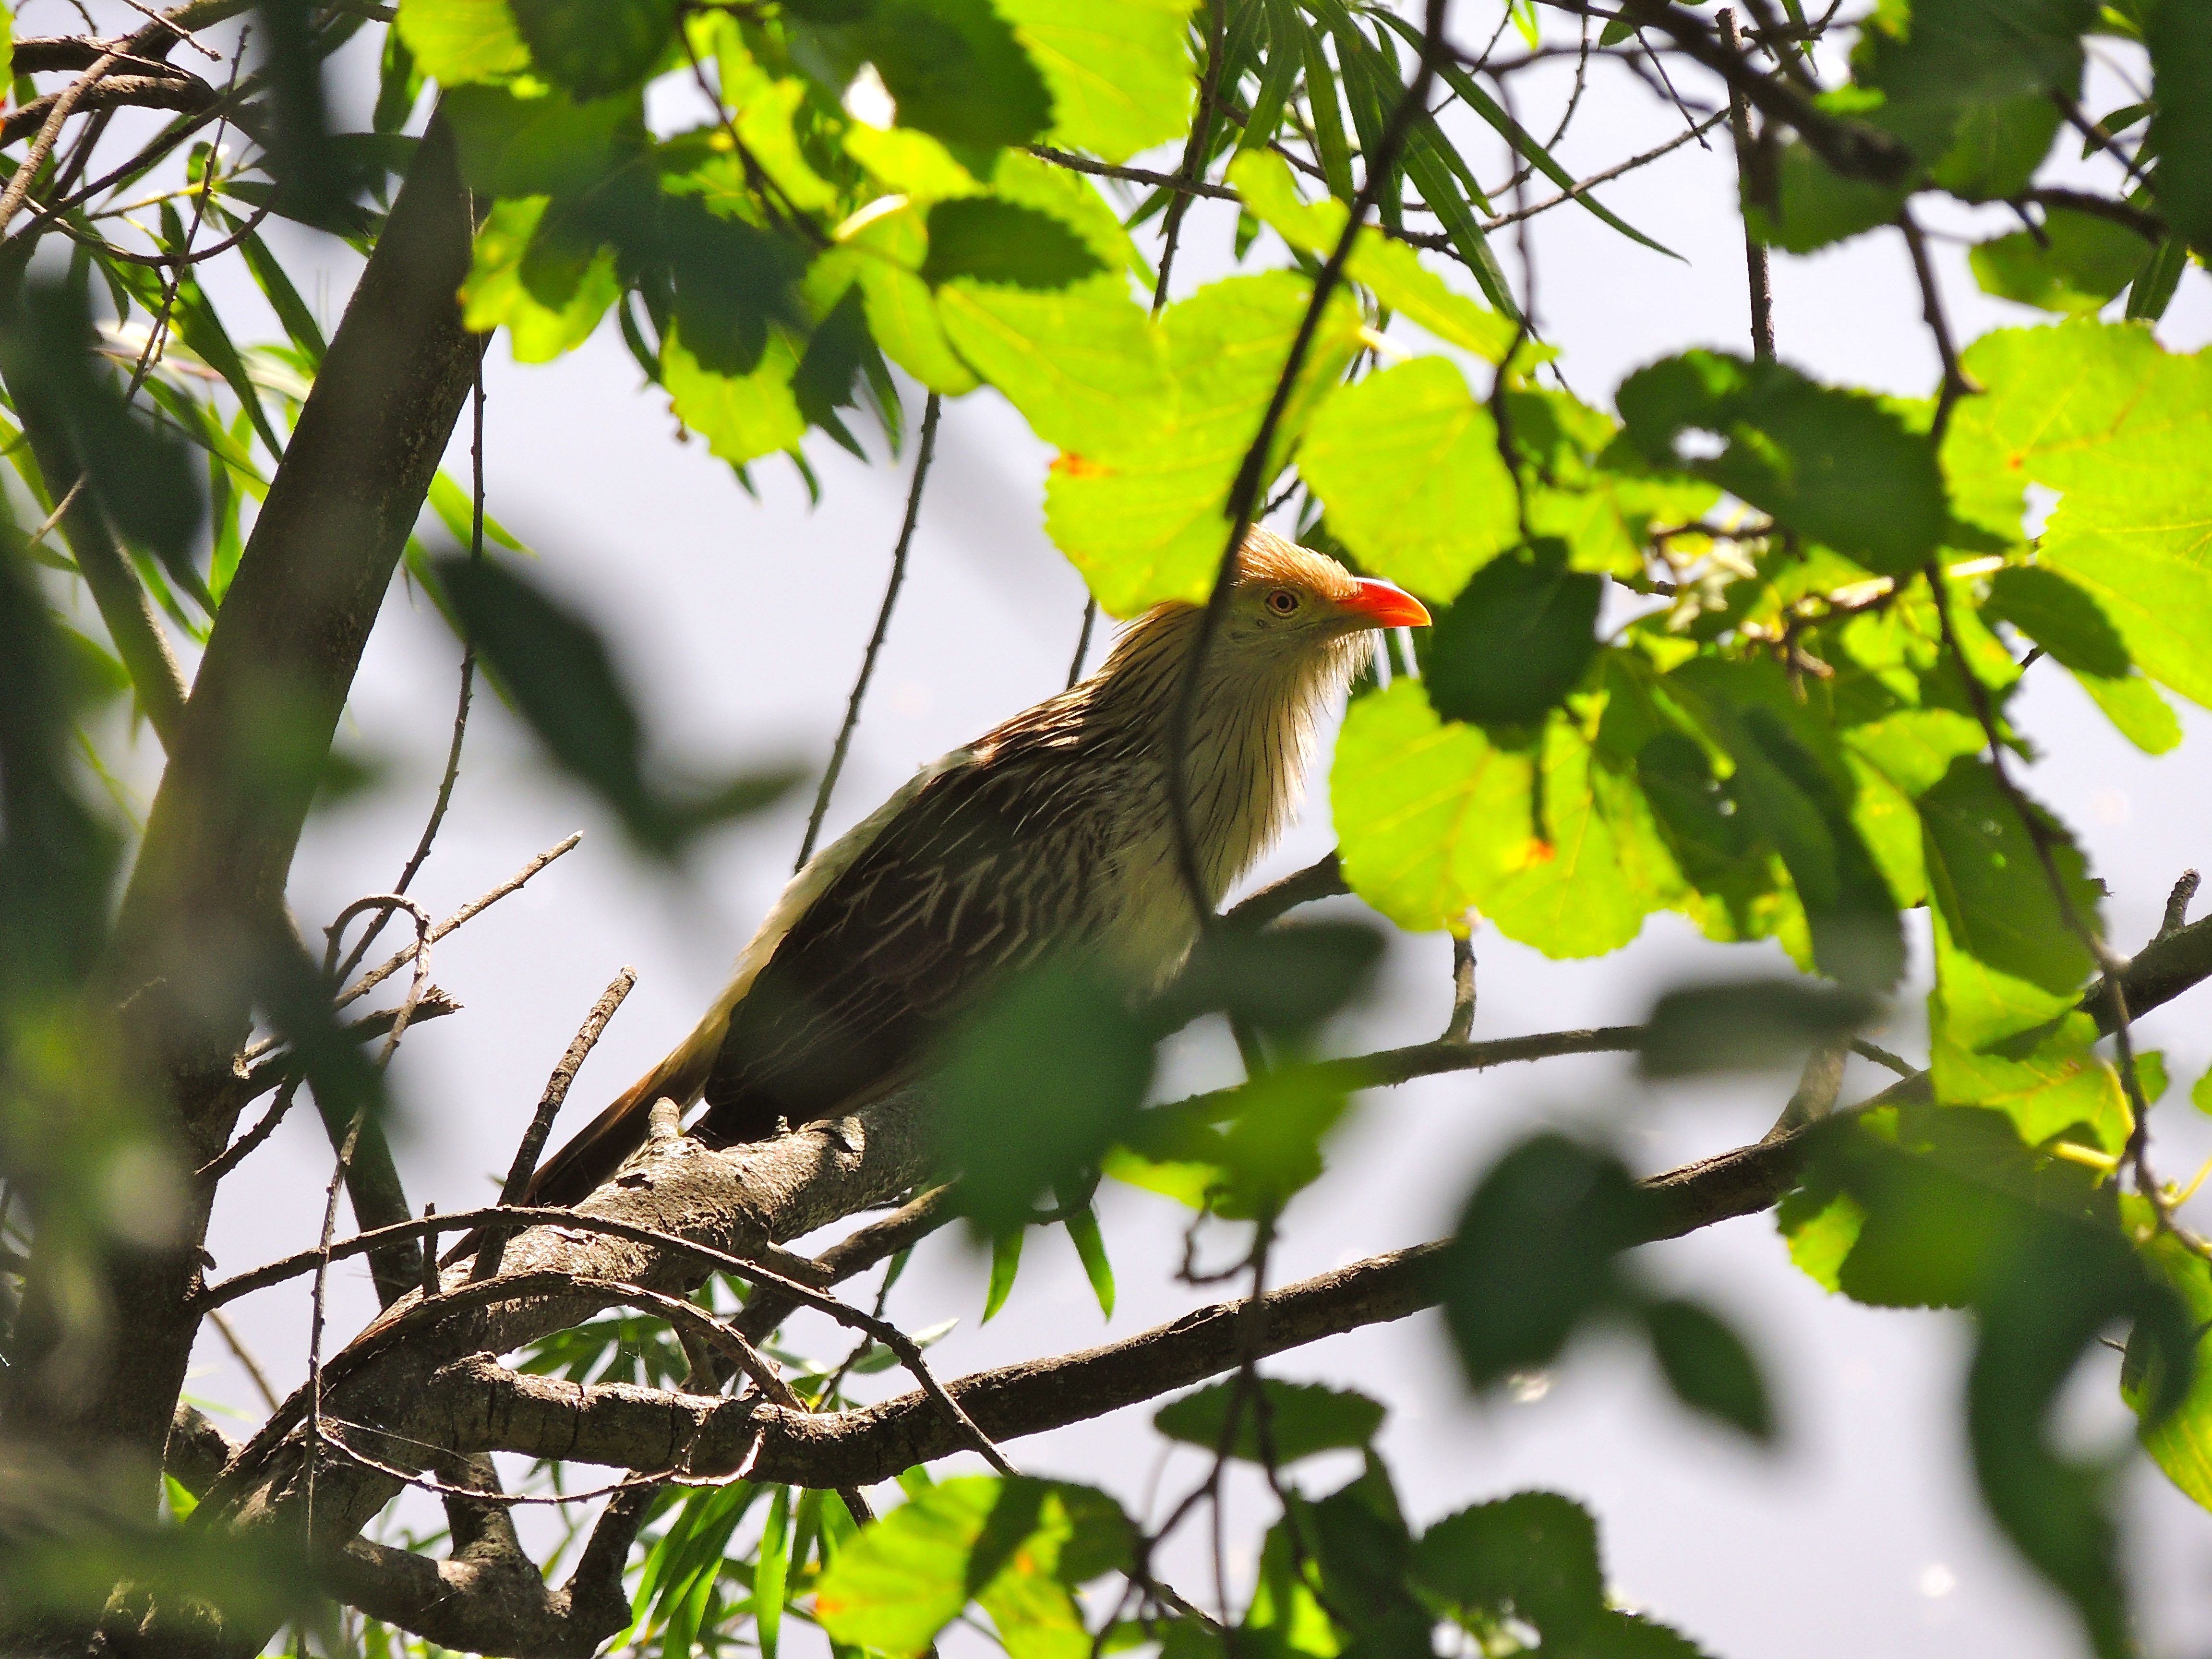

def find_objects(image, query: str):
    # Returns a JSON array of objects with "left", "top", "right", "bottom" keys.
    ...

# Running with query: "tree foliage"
[{"left": 3, "top": 0, "right": 2212, "bottom": 1656}]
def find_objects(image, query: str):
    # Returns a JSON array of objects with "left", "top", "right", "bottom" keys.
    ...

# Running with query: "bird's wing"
[{"left": 701, "top": 738, "right": 1106, "bottom": 1143}]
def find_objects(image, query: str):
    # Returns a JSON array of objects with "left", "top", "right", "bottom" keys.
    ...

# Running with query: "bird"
[{"left": 520, "top": 529, "right": 1430, "bottom": 1210}]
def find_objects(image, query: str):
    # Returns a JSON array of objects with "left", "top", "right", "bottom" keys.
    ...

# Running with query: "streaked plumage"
[{"left": 524, "top": 530, "right": 1428, "bottom": 1208}]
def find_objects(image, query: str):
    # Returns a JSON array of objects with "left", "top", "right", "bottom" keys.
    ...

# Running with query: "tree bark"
[{"left": 3, "top": 112, "right": 479, "bottom": 1502}]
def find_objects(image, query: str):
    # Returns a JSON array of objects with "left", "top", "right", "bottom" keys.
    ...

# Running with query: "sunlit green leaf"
[
  {"left": 395, "top": 0, "right": 531, "bottom": 85},
  {"left": 2124, "top": 1218, "right": 2212, "bottom": 1515},
  {"left": 662, "top": 325, "right": 806, "bottom": 466},
  {"left": 1947, "top": 324, "right": 2212, "bottom": 709},
  {"left": 462, "top": 195, "right": 623, "bottom": 361},
  {"left": 1297, "top": 357, "right": 1519, "bottom": 602},
  {"left": 996, "top": 0, "right": 1195, "bottom": 163}
]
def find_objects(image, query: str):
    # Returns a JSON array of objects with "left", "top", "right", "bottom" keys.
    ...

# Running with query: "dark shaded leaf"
[
  {"left": 920, "top": 198, "right": 1107, "bottom": 289},
  {"left": 1425, "top": 539, "right": 1603, "bottom": 728},
  {"left": 436, "top": 554, "right": 796, "bottom": 853},
  {"left": 254, "top": 0, "right": 352, "bottom": 225},
  {"left": 1742, "top": 138, "right": 1909, "bottom": 252},
  {"left": 1640, "top": 976, "right": 1878, "bottom": 1079},
  {"left": 1970, "top": 1215, "right": 2191, "bottom": 1659},
  {"left": 1154, "top": 1378, "right": 1385, "bottom": 1464},
  {"left": 935, "top": 958, "right": 1155, "bottom": 1231},
  {"left": 0, "top": 283, "right": 205, "bottom": 596},
  {"left": 1156, "top": 919, "right": 1384, "bottom": 1036},
  {"left": 1643, "top": 1298, "right": 1775, "bottom": 1442},
  {"left": 1436, "top": 1134, "right": 1649, "bottom": 1388},
  {"left": 1307, "top": 1456, "right": 1430, "bottom": 1659},
  {"left": 509, "top": 0, "right": 677, "bottom": 98},
  {"left": 862, "top": 0, "right": 1054, "bottom": 149},
  {"left": 1983, "top": 565, "right": 2130, "bottom": 677},
  {"left": 1971, "top": 209, "right": 2154, "bottom": 314},
  {"left": 1412, "top": 1491, "right": 1605, "bottom": 1640},
  {"left": 1615, "top": 352, "right": 1947, "bottom": 575}
]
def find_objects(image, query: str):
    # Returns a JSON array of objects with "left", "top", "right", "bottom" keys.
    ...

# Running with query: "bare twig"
[
  {"left": 797, "top": 393, "right": 941, "bottom": 870},
  {"left": 1219, "top": 850, "right": 1348, "bottom": 934},
  {"left": 1444, "top": 934, "right": 1477, "bottom": 1043},
  {"left": 471, "top": 968, "right": 637, "bottom": 1281},
  {"left": 208, "top": 1306, "right": 282, "bottom": 1414},
  {"left": 1067, "top": 596, "right": 1100, "bottom": 690},
  {"left": 1897, "top": 206, "right": 1973, "bottom": 442},
  {"left": 1851, "top": 1037, "right": 1914, "bottom": 1077},
  {"left": 2159, "top": 870, "right": 2200, "bottom": 941},
  {"left": 335, "top": 833, "right": 582, "bottom": 1010},
  {"left": 196, "top": 1075, "right": 302, "bottom": 1186},
  {"left": 1719, "top": 10, "right": 1775, "bottom": 359}
]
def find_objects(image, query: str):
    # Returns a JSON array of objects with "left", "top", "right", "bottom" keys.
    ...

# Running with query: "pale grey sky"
[{"left": 27, "top": 1, "right": 2212, "bottom": 1651}]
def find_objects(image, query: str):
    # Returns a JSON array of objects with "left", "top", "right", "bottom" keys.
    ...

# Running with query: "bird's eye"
[{"left": 1266, "top": 589, "right": 1301, "bottom": 616}]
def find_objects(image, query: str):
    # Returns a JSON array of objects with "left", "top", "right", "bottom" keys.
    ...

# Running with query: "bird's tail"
[{"left": 518, "top": 1002, "right": 730, "bottom": 1210}]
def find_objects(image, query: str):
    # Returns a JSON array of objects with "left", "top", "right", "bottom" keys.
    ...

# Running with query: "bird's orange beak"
[{"left": 1341, "top": 578, "right": 1431, "bottom": 630}]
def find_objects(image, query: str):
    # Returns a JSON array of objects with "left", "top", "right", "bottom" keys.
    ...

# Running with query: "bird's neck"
[{"left": 1082, "top": 607, "right": 1365, "bottom": 904}]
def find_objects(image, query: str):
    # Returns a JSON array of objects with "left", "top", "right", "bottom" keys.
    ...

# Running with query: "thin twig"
[
  {"left": 196, "top": 1075, "right": 302, "bottom": 1186},
  {"left": 471, "top": 968, "right": 637, "bottom": 1281},
  {"left": 1897, "top": 206, "right": 1973, "bottom": 442},
  {"left": 1851, "top": 1037, "right": 1914, "bottom": 1077},
  {"left": 208, "top": 1306, "right": 282, "bottom": 1414},
  {"left": 334, "top": 833, "right": 581, "bottom": 1010},
  {"left": 338, "top": 365, "right": 485, "bottom": 984},
  {"left": 1067, "top": 597, "right": 1100, "bottom": 690},
  {"left": 797, "top": 393, "right": 940, "bottom": 870},
  {"left": 2159, "top": 870, "right": 2200, "bottom": 941},
  {"left": 1719, "top": 10, "right": 1774, "bottom": 360},
  {"left": 1444, "top": 934, "right": 1476, "bottom": 1043}
]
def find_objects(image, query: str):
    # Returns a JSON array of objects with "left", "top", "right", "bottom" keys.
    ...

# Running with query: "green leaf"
[
  {"left": 1307, "top": 1458, "right": 1431, "bottom": 1658},
  {"left": 1928, "top": 1010, "right": 2131, "bottom": 1154},
  {"left": 0, "top": 284, "right": 205, "bottom": 595},
  {"left": 2146, "top": 0, "right": 2212, "bottom": 255},
  {"left": 461, "top": 195, "right": 623, "bottom": 362},
  {"left": 921, "top": 197, "right": 1106, "bottom": 289},
  {"left": 1437, "top": 1133, "right": 1648, "bottom": 1389},
  {"left": 1412, "top": 1491, "right": 1604, "bottom": 1640},
  {"left": 935, "top": 960, "right": 1155, "bottom": 1233},
  {"left": 815, "top": 1480, "right": 1131, "bottom": 1659},
  {"left": 862, "top": 0, "right": 1054, "bottom": 150},
  {"left": 1061, "top": 1202, "right": 1114, "bottom": 1319},
  {"left": 1945, "top": 323, "right": 2212, "bottom": 708},
  {"left": 436, "top": 553, "right": 796, "bottom": 853},
  {"left": 994, "top": 0, "right": 1195, "bottom": 163},
  {"left": 1424, "top": 539, "right": 1602, "bottom": 726},
  {"left": 507, "top": 0, "right": 673, "bottom": 96},
  {"left": 1667, "top": 667, "right": 1907, "bottom": 990},
  {"left": 2124, "top": 1221, "right": 2212, "bottom": 1515},
  {"left": 1212, "top": 1065, "right": 1351, "bottom": 1219},
  {"left": 1297, "top": 357, "right": 1520, "bottom": 602},
  {"left": 821, "top": 208, "right": 982, "bottom": 394},
  {"left": 1160, "top": 920, "right": 1383, "bottom": 1036},
  {"left": 1615, "top": 351, "right": 1948, "bottom": 576},
  {"left": 1154, "top": 1379, "right": 1384, "bottom": 1464},
  {"left": 1984, "top": 565, "right": 2178, "bottom": 753},
  {"left": 1971, "top": 208, "right": 2154, "bottom": 314},
  {"left": 1639, "top": 977, "right": 1878, "bottom": 1080},
  {"left": 1038, "top": 273, "right": 1361, "bottom": 613},
  {"left": 1227, "top": 150, "right": 1521, "bottom": 361},
  {"left": 1643, "top": 1298, "right": 1775, "bottom": 1442},
  {"left": 662, "top": 325, "right": 806, "bottom": 467},
  {"left": 1331, "top": 680, "right": 1664, "bottom": 954},
  {"left": 1776, "top": 1185, "right": 1866, "bottom": 1293},
  {"left": 1854, "top": 0, "right": 2093, "bottom": 198},
  {"left": 1742, "top": 138, "right": 1909, "bottom": 253},
  {"left": 394, "top": 0, "right": 531, "bottom": 84},
  {"left": 756, "top": 1482, "right": 793, "bottom": 1659},
  {"left": 2194, "top": 1061, "right": 2212, "bottom": 1117},
  {"left": 1971, "top": 1213, "right": 2189, "bottom": 1659},
  {"left": 1920, "top": 757, "right": 2100, "bottom": 1049},
  {"left": 984, "top": 1226, "right": 1022, "bottom": 1322}
]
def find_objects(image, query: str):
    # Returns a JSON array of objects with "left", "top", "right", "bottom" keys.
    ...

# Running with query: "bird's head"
[{"left": 1219, "top": 529, "right": 1431, "bottom": 661}]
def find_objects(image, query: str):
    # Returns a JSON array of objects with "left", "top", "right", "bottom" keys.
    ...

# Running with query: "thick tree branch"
[{"left": 8, "top": 109, "right": 481, "bottom": 1504}]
